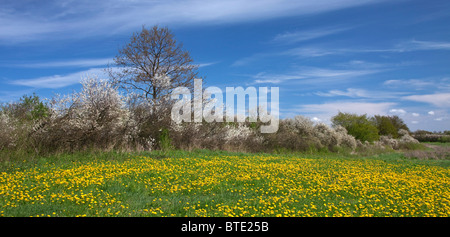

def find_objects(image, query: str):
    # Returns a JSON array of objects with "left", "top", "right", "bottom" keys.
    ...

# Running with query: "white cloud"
[
  {"left": 394, "top": 40, "right": 450, "bottom": 52},
  {"left": 389, "top": 109, "right": 407, "bottom": 114},
  {"left": 252, "top": 67, "right": 383, "bottom": 85},
  {"left": 0, "top": 0, "right": 386, "bottom": 44},
  {"left": 315, "top": 88, "right": 406, "bottom": 99},
  {"left": 403, "top": 93, "right": 450, "bottom": 108},
  {"left": 295, "top": 101, "right": 395, "bottom": 116},
  {"left": 198, "top": 62, "right": 219, "bottom": 68},
  {"left": 301, "top": 67, "right": 376, "bottom": 78},
  {"left": 231, "top": 53, "right": 272, "bottom": 67},
  {"left": 351, "top": 40, "right": 450, "bottom": 53},
  {"left": 9, "top": 68, "right": 108, "bottom": 89},
  {"left": 286, "top": 47, "right": 340, "bottom": 58},
  {"left": 251, "top": 71, "right": 305, "bottom": 84},
  {"left": 316, "top": 88, "right": 369, "bottom": 98},
  {"left": 254, "top": 79, "right": 284, "bottom": 84},
  {"left": 383, "top": 79, "right": 436, "bottom": 89},
  {"left": 286, "top": 39, "right": 450, "bottom": 59},
  {"left": 6, "top": 58, "right": 112, "bottom": 68},
  {"left": 272, "top": 26, "right": 352, "bottom": 44},
  {"left": 401, "top": 109, "right": 450, "bottom": 131}
]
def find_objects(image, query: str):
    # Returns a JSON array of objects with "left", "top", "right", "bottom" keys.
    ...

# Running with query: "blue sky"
[{"left": 1, "top": 0, "right": 449, "bottom": 131}]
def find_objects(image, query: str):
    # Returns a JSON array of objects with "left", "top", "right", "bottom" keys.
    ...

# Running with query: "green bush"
[
  {"left": 371, "top": 115, "right": 410, "bottom": 138},
  {"left": 331, "top": 112, "right": 379, "bottom": 142}
]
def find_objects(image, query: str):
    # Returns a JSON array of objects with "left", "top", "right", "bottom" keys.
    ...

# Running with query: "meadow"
[{"left": 1, "top": 149, "right": 449, "bottom": 217}]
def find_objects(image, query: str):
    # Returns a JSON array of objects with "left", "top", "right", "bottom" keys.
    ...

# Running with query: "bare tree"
[
  {"left": 107, "top": 25, "right": 199, "bottom": 111},
  {"left": 106, "top": 25, "right": 199, "bottom": 148}
]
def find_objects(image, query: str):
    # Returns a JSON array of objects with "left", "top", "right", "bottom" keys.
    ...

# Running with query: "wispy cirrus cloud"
[
  {"left": 9, "top": 68, "right": 108, "bottom": 89},
  {"left": 4, "top": 59, "right": 216, "bottom": 89},
  {"left": 5, "top": 58, "right": 112, "bottom": 68},
  {"left": 4, "top": 58, "right": 215, "bottom": 69},
  {"left": 284, "top": 47, "right": 340, "bottom": 58},
  {"left": 285, "top": 39, "right": 450, "bottom": 58},
  {"left": 316, "top": 88, "right": 372, "bottom": 98},
  {"left": 394, "top": 40, "right": 450, "bottom": 52},
  {"left": 272, "top": 26, "right": 353, "bottom": 44},
  {"left": 354, "top": 39, "right": 450, "bottom": 53},
  {"left": 234, "top": 38, "right": 450, "bottom": 68},
  {"left": 384, "top": 77, "right": 450, "bottom": 91},
  {"left": 0, "top": 0, "right": 386, "bottom": 44},
  {"left": 198, "top": 62, "right": 220, "bottom": 68},
  {"left": 315, "top": 88, "right": 407, "bottom": 99},
  {"left": 231, "top": 53, "right": 271, "bottom": 67},
  {"left": 252, "top": 66, "right": 383, "bottom": 85},
  {"left": 383, "top": 79, "right": 435, "bottom": 88}
]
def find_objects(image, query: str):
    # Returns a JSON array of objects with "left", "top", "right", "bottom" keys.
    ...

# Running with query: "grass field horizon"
[{"left": 1, "top": 146, "right": 449, "bottom": 217}]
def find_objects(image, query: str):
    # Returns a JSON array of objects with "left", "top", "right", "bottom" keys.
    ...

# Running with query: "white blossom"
[
  {"left": 223, "top": 123, "right": 253, "bottom": 141},
  {"left": 153, "top": 73, "right": 171, "bottom": 89}
]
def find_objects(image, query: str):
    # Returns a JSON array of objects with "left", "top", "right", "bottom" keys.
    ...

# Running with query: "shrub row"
[{"left": 0, "top": 77, "right": 423, "bottom": 159}]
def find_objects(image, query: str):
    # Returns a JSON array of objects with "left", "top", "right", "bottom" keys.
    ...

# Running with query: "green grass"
[
  {"left": 1, "top": 149, "right": 449, "bottom": 217},
  {"left": 424, "top": 142, "right": 450, "bottom": 147}
]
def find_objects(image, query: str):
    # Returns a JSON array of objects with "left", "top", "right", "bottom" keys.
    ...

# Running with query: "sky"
[{"left": 1, "top": 0, "right": 449, "bottom": 131}]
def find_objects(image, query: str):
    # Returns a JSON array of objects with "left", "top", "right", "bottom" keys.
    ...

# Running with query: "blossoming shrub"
[
  {"left": 0, "top": 113, "right": 16, "bottom": 150},
  {"left": 168, "top": 120, "right": 264, "bottom": 153},
  {"left": 0, "top": 76, "right": 427, "bottom": 157},
  {"left": 377, "top": 129, "right": 421, "bottom": 150},
  {"left": 412, "top": 130, "right": 450, "bottom": 143},
  {"left": 261, "top": 116, "right": 357, "bottom": 153},
  {"left": 32, "top": 76, "right": 139, "bottom": 153}
]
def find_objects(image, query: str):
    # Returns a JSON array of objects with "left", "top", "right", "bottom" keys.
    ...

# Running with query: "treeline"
[
  {"left": 333, "top": 111, "right": 449, "bottom": 144},
  {"left": 332, "top": 112, "right": 409, "bottom": 141},
  {"left": 0, "top": 77, "right": 422, "bottom": 160},
  {"left": 331, "top": 112, "right": 423, "bottom": 150},
  {"left": 1, "top": 77, "right": 354, "bottom": 155},
  {"left": 411, "top": 130, "right": 450, "bottom": 143}
]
